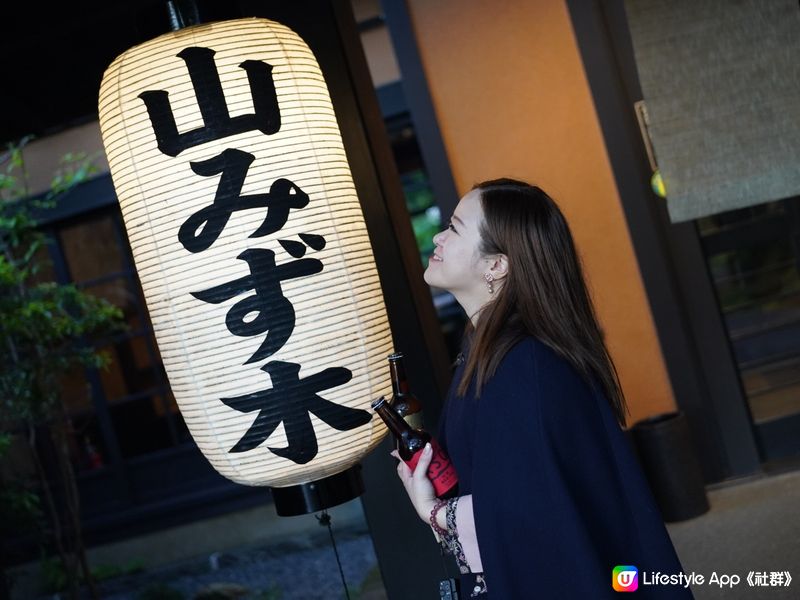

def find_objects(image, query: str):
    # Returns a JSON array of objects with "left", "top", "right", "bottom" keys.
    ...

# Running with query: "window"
[
  {"left": 52, "top": 208, "right": 189, "bottom": 473},
  {"left": 697, "top": 197, "right": 800, "bottom": 428}
]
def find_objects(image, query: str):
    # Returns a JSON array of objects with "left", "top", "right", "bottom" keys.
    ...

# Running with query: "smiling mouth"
[{"left": 430, "top": 254, "right": 443, "bottom": 262}]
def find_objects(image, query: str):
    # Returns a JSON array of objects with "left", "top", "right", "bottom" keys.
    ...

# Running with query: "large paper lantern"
[{"left": 98, "top": 17, "right": 392, "bottom": 515}]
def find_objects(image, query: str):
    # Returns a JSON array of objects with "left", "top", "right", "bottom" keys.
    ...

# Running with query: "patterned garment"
[
  {"left": 462, "top": 573, "right": 488, "bottom": 598},
  {"left": 437, "top": 497, "right": 488, "bottom": 597}
]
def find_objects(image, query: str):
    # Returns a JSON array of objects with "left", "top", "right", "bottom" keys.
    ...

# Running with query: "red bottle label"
[{"left": 405, "top": 438, "right": 459, "bottom": 497}]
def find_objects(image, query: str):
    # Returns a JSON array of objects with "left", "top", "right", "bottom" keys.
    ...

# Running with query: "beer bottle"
[
  {"left": 387, "top": 352, "right": 424, "bottom": 430},
  {"left": 372, "top": 396, "right": 459, "bottom": 499}
]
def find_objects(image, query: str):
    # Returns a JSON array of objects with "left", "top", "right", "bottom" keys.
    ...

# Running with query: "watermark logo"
[{"left": 613, "top": 565, "right": 639, "bottom": 592}]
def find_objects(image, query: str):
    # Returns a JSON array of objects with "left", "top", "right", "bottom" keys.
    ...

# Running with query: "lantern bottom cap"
[{"left": 271, "top": 464, "right": 364, "bottom": 517}]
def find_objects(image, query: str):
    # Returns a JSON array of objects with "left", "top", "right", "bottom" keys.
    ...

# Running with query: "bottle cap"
[
  {"left": 371, "top": 396, "right": 387, "bottom": 410},
  {"left": 387, "top": 352, "right": 404, "bottom": 361}
]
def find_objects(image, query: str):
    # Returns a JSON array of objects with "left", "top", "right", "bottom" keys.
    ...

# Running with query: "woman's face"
[{"left": 423, "top": 189, "right": 487, "bottom": 296}]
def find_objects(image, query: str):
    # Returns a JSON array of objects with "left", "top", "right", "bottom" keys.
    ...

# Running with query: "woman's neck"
[{"left": 454, "top": 290, "right": 492, "bottom": 326}]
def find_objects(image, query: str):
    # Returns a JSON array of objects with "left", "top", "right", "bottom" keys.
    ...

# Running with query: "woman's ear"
[{"left": 488, "top": 254, "right": 509, "bottom": 281}]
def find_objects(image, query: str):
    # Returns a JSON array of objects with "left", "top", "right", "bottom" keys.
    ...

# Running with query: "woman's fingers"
[
  {"left": 390, "top": 445, "right": 437, "bottom": 520},
  {"left": 393, "top": 454, "right": 412, "bottom": 482},
  {"left": 397, "top": 461, "right": 411, "bottom": 477},
  {"left": 412, "top": 443, "right": 433, "bottom": 480},
  {"left": 391, "top": 445, "right": 435, "bottom": 494}
]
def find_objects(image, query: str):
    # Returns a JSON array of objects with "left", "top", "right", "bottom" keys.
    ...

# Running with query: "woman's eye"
[{"left": 447, "top": 220, "right": 457, "bottom": 232}]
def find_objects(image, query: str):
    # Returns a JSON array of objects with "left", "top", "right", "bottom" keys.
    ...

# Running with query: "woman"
[{"left": 392, "top": 179, "right": 693, "bottom": 598}]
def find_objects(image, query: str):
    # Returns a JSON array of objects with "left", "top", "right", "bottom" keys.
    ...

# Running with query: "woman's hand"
[{"left": 391, "top": 443, "right": 437, "bottom": 523}]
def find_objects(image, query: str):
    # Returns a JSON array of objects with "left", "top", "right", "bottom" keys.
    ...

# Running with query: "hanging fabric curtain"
[{"left": 624, "top": 0, "right": 800, "bottom": 223}]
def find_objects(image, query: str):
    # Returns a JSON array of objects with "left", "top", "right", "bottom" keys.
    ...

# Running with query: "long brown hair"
[{"left": 457, "top": 178, "right": 629, "bottom": 426}]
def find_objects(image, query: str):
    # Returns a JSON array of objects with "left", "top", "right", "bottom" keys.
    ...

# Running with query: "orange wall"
[{"left": 407, "top": 0, "right": 676, "bottom": 423}]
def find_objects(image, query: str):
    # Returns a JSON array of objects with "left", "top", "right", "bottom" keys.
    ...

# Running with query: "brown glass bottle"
[
  {"left": 372, "top": 396, "right": 459, "bottom": 499},
  {"left": 388, "top": 352, "right": 424, "bottom": 430}
]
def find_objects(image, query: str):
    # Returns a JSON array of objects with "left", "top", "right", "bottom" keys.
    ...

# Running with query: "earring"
[{"left": 484, "top": 273, "right": 494, "bottom": 294}]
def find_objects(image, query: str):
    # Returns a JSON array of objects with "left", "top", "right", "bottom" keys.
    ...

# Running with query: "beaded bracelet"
[{"left": 429, "top": 498, "right": 448, "bottom": 537}]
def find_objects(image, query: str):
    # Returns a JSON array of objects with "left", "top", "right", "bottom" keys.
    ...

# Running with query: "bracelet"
[{"left": 429, "top": 498, "right": 448, "bottom": 537}]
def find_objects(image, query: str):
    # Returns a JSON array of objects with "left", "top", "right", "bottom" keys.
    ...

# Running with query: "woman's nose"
[{"left": 432, "top": 230, "right": 445, "bottom": 245}]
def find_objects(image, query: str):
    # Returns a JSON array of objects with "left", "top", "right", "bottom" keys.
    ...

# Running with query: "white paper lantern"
[{"left": 98, "top": 18, "right": 392, "bottom": 501}]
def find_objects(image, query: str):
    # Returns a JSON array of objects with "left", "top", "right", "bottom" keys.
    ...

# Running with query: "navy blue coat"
[{"left": 439, "top": 337, "right": 694, "bottom": 598}]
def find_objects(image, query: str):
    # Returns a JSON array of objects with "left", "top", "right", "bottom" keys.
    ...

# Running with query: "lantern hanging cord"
[
  {"left": 166, "top": 0, "right": 200, "bottom": 31},
  {"left": 316, "top": 510, "right": 351, "bottom": 600}
]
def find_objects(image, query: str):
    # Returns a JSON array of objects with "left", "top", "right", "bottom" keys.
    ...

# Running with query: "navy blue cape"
[{"left": 439, "top": 337, "right": 693, "bottom": 598}]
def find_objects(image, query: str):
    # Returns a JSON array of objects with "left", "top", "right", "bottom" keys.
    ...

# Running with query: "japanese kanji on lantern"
[{"left": 98, "top": 17, "right": 393, "bottom": 514}]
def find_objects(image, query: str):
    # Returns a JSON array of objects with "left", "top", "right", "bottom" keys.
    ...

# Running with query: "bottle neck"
[
  {"left": 372, "top": 396, "right": 413, "bottom": 438},
  {"left": 389, "top": 357, "right": 410, "bottom": 396}
]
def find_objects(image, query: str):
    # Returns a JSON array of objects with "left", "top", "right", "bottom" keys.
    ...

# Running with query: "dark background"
[{"left": 0, "top": 0, "right": 243, "bottom": 145}]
